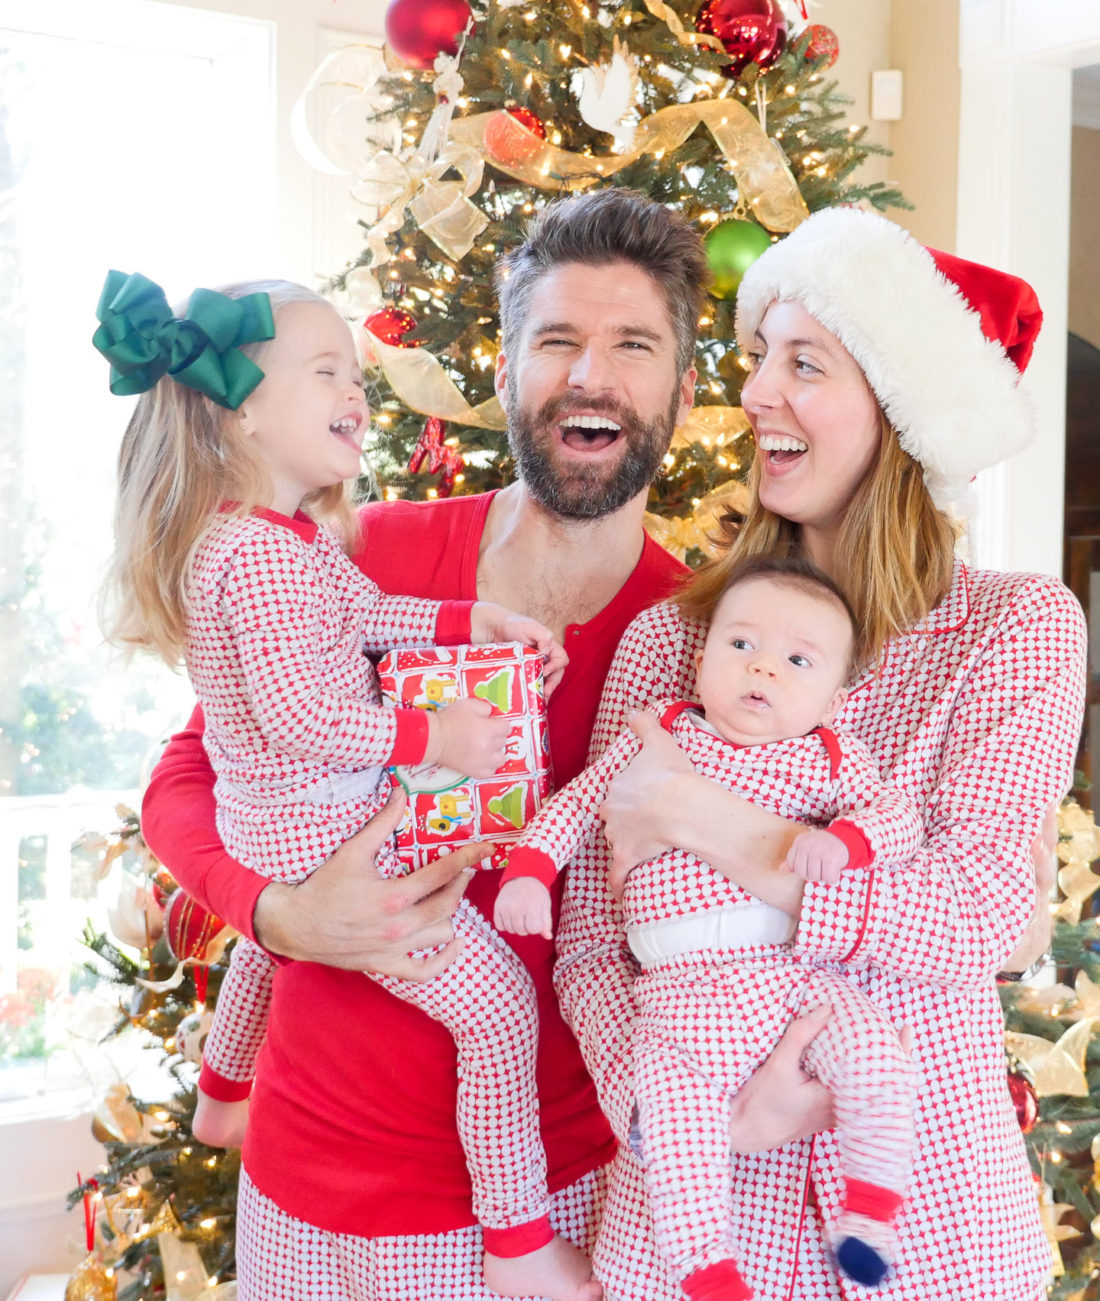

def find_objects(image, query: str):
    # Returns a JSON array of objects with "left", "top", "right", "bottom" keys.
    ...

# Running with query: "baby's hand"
[
  {"left": 425, "top": 697, "right": 510, "bottom": 777},
  {"left": 470, "top": 602, "right": 569, "bottom": 699},
  {"left": 494, "top": 876, "right": 554, "bottom": 939},
  {"left": 783, "top": 828, "right": 850, "bottom": 884}
]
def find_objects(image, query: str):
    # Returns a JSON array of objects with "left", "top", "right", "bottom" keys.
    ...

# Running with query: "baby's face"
[{"left": 694, "top": 578, "right": 853, "bottom": 747}]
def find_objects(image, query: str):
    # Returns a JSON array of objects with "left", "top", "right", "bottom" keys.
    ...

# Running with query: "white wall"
[{"left": 958, "top": 0, "right": 1100, "bottom": 576}]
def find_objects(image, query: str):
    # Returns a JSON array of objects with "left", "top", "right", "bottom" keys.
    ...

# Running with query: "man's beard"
[{"left": 506, "top": 383, "right": 681, "bottom": 521}]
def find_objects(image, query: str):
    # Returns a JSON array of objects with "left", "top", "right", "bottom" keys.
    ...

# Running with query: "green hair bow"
[{"left": 92, "top": 271, "right": 275, "bottom": 410}]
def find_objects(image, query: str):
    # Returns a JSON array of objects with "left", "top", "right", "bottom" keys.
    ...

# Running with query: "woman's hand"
[
  {"left": 729, "top": 1006, "right": 836, "bottom": 1152},
  {"left": 253, "top": 789, "right": 488, "bottom": 979},
  {"left": 598, "top": 712, "right": 695, "bottom": 896}
]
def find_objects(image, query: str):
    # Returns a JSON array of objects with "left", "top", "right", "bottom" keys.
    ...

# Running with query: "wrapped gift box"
[{"left": 377, "top": 642, "right": 551, "bottom": 868}]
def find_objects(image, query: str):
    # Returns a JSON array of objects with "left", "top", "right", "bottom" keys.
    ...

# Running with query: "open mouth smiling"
[
  {"left": 330, "top": 413, "right": 363, "bottom": 450},
  {"left": 558, "top": 412, "right": 623, "bottom": 453},
  {"left": 756, "top": 432, "right": 808, "bottom": 465}
]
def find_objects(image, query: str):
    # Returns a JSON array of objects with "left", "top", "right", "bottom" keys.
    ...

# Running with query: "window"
[{"left": 0, "top": 0, "right": 276, "bottom": 1108}]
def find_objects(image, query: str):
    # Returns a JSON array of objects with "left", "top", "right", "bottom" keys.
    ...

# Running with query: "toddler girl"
[{"left": 96, "top": 272, "right": 598, "bottom": 1301}]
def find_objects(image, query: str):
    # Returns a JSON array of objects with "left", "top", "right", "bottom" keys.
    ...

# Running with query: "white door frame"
[{"left": 959, "top": 0, "right": 1100, "bottom": 576}]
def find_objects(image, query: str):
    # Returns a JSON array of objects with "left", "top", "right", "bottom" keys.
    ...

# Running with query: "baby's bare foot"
[{"left": 483, "top": 1234, "right": 602, "bottom": 1301}]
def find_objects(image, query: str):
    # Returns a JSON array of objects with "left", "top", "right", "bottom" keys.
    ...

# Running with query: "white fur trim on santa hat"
[{"left": 733, "top": 206, "right": 1035, "bottom": 511}]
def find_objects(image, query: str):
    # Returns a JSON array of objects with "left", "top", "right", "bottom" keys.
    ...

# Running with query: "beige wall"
[
  {"left": 800, "top": 0, "right": 962, "bottom": 252},
  {"left": 1070, "top": 125, "right": 1100, "bottom": 349},
  {"left": 889, "top": 0, "right": 961, "bottom": 250}
]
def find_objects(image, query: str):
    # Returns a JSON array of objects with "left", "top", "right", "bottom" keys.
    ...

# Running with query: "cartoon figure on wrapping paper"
[
  {"left": 96, "top": 272, "right": 612, "bottom": 1301},
  {"left": 422, "top": 673, "right": 459, "bottom": 710},
  {"left": 426, "top": 788, "right": 475, "bottom": 836},
  {"left": 495, "top": 555, "right": 923, "bottom": 1299}
]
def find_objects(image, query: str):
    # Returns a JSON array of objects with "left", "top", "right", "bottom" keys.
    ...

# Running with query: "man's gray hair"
[{"left": 495, "top": 187, "right": 710, "bottom": 377}]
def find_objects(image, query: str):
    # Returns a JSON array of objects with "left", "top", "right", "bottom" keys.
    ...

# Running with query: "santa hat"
[{"left": 733, "top": 206, "right": 1043, "bottom": 511}]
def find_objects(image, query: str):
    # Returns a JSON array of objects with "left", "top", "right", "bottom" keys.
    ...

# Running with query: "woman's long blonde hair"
[
  {"left": 101, "top": 280, "right": 359, "bottom": 667},
  {"left": 679, "top": 410, "right": 957, "bottom": 667}
]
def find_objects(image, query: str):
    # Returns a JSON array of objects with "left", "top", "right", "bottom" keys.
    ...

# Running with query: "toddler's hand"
[
  {"left": 494, "top": 876, "right": 554, "bottom": 939},
  {"left": 470, "top": 601, "right": 569, "bottom": 699},
  {"left": 783, "top": 828, "right": 850, "bottom": 884},
  {"left": 425, "top": 697, "right": 510, "bottom": 777}
]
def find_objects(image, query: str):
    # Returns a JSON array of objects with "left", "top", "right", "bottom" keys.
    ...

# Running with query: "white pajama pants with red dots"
[
  {"left": 631, "top": 951, "right": 917, "bottom": 1289},
  {"left": 236, "top": 1162, "right": 608, "bottom": 1301},
  {"left": 207, "top": 892, "right": 549, "bottom": 1238}
]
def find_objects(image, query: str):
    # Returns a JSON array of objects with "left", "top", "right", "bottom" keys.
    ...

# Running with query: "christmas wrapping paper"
[{"left": 377, "top": 643, "right": 551, "bottom": 868}]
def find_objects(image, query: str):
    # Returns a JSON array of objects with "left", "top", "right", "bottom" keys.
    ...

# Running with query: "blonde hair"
[
  {"left": 101, "top": 280, "right": 359, "bottom": 666},
  {"left": 680, "top": 410, "right": 956, "bottom": 667}
]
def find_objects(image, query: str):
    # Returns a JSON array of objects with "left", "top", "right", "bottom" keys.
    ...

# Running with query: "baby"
[{"left": 496, "top": 555, "right": 922, "bottom": 1300}]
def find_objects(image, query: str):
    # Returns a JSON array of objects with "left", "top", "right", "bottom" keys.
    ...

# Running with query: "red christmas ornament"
[
  {"left": 164, "top": 889, "right": 225, "bottom": 965},
  {"left": 1007, "top": 1067, "right": 1039, "bottom": 1134},
  {"left": 695, "top": 0, "right": 787, "bottom": 77},
  {"left": 365, "top": 306, "right": 422, "bottom": 349},
  {"left": 483, "top": 107, "right": 548, "bottom": 169},
  {"left": 804, "top": 23, "right": 840, "bottom": 69},
  {"left": 384, "top": 0, "right": 471, "bottom": 69},
  {"left": 409, "top": 417, "right": 464, "bottom": 497}
]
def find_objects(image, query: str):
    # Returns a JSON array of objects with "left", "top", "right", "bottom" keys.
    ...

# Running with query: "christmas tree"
[
  {"left": 1000, "top": 796, "right": 1100, "bottom": 1300},
  {"left": 68, "top": 1, "right": 918, "bottom": 1294},
  {"left": 311, "top": 0, "right": 906, "bottom": 560},
  {"left": 68, "top": 813, "right": 239, "bottom": 1301}
]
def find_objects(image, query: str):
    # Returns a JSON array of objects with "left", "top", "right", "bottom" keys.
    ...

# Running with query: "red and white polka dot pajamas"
[
  {"left": 186, "top": 508, "right": 553, "bottom": 1249},
  {"left": 556, "top": 563, "right": 1086, "bottom": 1300},
  {"left": 505, "top": 703, "right": 922, "bottom": 1295},
  {"left": 143, "top": 493, "right": 688, "bottom": 1298}
]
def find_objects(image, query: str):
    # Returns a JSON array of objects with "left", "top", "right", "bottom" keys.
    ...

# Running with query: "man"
[
  {"left": 143, "top": 187, "right": 1049, "bottom": 1300},
  {"left": 143, "top": 187, "right": 714, "bottom": 1299}
]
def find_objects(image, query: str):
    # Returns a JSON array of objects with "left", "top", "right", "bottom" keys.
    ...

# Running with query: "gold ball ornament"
[{"left": 65, "top": 1256, "right": 117, "bottom": 1301}]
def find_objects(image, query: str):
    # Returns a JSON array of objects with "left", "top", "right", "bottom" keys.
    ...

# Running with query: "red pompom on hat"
[{"left": 734, "top": 206, "right": 1042, "bottom": 510}]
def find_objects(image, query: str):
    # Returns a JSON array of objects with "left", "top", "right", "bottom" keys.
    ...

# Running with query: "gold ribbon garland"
[
  {"left": 449, "top": 99, "right": 808, "bottom": 233},
  {"left": 354, "top": 141, "right": 489, "bottom": 264},
  {"left": 641, "top": 0, "right": 725, "bottom": 50},
  {"left": 361, "top": 325, "right": 506, "bottom": 430}
]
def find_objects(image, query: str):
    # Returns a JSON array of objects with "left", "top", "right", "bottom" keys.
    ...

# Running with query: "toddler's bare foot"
[
  {"left": 483, "top": 1234, "right": 602, "bottom": 1301},
  {"left": 192, "top": 1091, "right": 249, "bottom": 1149}
]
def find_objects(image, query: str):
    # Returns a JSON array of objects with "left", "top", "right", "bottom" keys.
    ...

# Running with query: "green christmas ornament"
[{"left": 704, "top": 219, "right": 773, "bottom": 300}]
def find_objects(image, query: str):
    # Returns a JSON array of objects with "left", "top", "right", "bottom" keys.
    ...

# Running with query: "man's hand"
[
  {"left": 728, "top": 1006, "right": 835, "bottom": 1153},
  {"left": 253, "top": 789, "right": 488, "bottom": 979},
  {"left": 599, "top": 712, "right": 694, "bottom": 897},
  {"left": 1001, "top": 802, "right": 1057, "bottom": 975}
]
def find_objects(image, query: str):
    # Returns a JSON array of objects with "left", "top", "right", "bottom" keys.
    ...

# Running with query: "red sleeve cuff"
[
  {"left": 198, "top": 1062, "right": 253, "bottom": 1102},
  {"left": 500, "top": 845, "right": 559, "bottom": 888},
  {"left": 389, "top": 707, "right": 431, "bottom": 765},
  {"left": 434, "top": 599, "right": 475, "bottom": 646},
  {"left": 829, "top": 819, "right": 874, "bottom": 870}
]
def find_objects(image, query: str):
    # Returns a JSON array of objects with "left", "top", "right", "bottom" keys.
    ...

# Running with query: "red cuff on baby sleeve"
[
  {"left": 434, "top": 599, "right": 475, "bottom": 646},
  {"left": 199, "top": 1062, "right": 253, "bottom": 1103},
  {"left": 388, "top": 707, "right": 431, "bottom": 766},
  {"left": 829, "top": 819, "right": 874, "bottom": 870},
  {"left": 500, "top": 846, "right": 559, "bottom": 889}
]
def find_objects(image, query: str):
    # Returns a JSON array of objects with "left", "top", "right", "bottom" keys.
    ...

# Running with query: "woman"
[{"left": 554, "top": 206, "right": 1085, "bottom": 1300}]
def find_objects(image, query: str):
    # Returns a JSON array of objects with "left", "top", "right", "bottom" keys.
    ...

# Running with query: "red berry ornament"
[
  {"left": 804, "top": 23, "right": 839, "bottom": 69},
  {"left": 483, "top": 107, "right": 548, "bottom": 169},
  {"left": 164, "top": 889, "right": 225, "bottom": 965},
  {"left": 1007, "top": 1067, "right": 1039, "bottom": 1134},
  {"left": 384, "top": 0, "right": 471, "bottom": 69},
  {"left": 695, "top": 0, "right": 787, "bottom": 77},
  {"left": 365, "top": 306, "right": 421, "bottom": 348}
]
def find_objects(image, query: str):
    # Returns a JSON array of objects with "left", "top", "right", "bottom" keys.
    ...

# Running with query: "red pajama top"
[{"left": 141, "top": 490, "right": 687, "bottom": 1236}]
